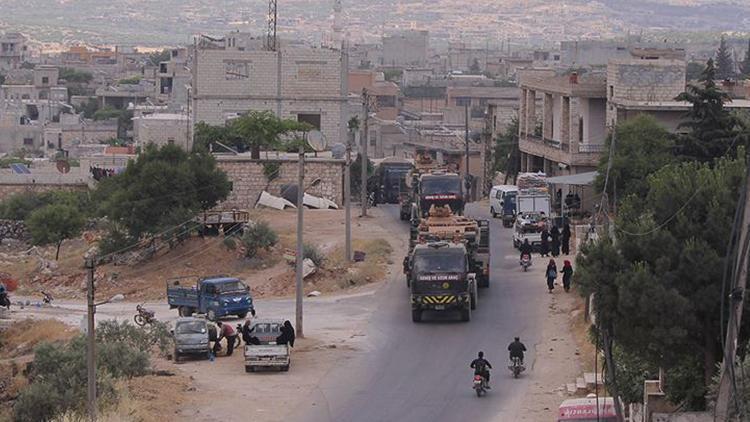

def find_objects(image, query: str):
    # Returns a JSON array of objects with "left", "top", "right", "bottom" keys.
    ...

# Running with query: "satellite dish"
[
  {"left": 56, "top": 159, "right": 71, "bottom": 174},
  {"left": 307, "top": 130, "right": 326, "bottom": 152}
]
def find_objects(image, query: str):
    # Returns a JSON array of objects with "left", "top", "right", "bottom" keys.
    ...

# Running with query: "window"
[
  {"left": 579, "top": 117, "right": 584, "bottom": 142},
  {"left": 297, "top": 113, "right": 321, "bottom": 130},
  {"left": 376, "top": 95, "right": 396, "bottom": 108},
  {"left": 224, "top": 61, "right": 249, "bottom": 80},
  {"left": 168, "top": 139, "right": 175, "bottom": 145},
  {"left": 41, "top": 76, "right": 49, "bottom": 85},
  {"left": 455, "top": 97, "right": 471, "bottom": 107},
  {"left": 609, "top": 86, "right": 614, "bottom": 98},
  {"left": 23, "top": 138, "right": 34, "bottom": 146},
  {"left": 38, "top": 91, "right": 47, "bottom": 100}
]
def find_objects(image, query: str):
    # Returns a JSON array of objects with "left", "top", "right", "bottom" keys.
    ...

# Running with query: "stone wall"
[
  {"left": 0, "top": 182, "right": 88, "bottom": 203},
  {"left": 216, "top": 156, "right": 344, "bottom": 209},
  {"left": 0, "top": 220, "right": 28, "bottom": 241}
]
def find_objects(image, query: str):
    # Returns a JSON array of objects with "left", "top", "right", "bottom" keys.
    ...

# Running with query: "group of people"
[
  {"left": 539, "top": 223, "right": 571, "bottom": 257},
  {"left": 212, "top": 319, "right": 296, "bottom": 357},
  {"left": 469, "top": 337, "right": 528, "bottom": 387},
  {"left": 545, "top": 259, "right": 573, "bottom": 293}
]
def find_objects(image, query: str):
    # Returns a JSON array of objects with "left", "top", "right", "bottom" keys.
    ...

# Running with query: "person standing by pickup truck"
[{"left": 214, "top": 321, "right": 238, "bottom": 356}]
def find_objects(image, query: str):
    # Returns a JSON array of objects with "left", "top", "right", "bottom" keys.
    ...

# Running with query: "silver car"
[{"left": 173, "top": 317, "right": 212, "bottom": 362}]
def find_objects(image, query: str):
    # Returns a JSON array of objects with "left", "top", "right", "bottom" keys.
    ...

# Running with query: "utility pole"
[
  {"left": 361, "top": 88, "right": 369, "bottom": 217},
  {"left": 715, "top": 160, "right": 750, "bottom": 421},
  {"left": 464, "top": 102, "right": 471, "bottom": 200},
  {"left": 85, "top": 257, "right": 97, "bottom": 422},
  {"left": 344, "top": 129, "right": 353, "bottom": 262},
  {"left": 295, "top": 137, "right": 305, "bottom": 338}
]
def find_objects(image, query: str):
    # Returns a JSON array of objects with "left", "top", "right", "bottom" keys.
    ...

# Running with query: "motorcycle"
[
  {"left": 509, "top": 357, "right": 525, "bottom": 378},
  {"left": 41, "top": 291, "right": 54, "bottom": 305},
  {"left": 0, "top": 292, "right": 10, "bottom": 310},
  {"left": 473, "top": 374, "right": 488, "bottom": 397},
  {"left": 520, "top": 254, "right": 532, "bottom": 272},
  {"left": 134, "top": 304, "right": 156, "bottom": 327}
]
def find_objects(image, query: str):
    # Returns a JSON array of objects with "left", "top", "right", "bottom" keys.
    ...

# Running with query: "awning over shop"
[{"left": 546, "top": 171, "right": 598, "bottom": 186}]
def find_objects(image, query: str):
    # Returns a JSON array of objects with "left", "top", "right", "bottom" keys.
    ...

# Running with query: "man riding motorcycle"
[
  {"left": 508, "top": 337, "right": 527, "bottom": 365},
  {"left": 519, "top": 239, "right": 533, "bottom": 260},
  {"left": 470, "top": 351, "right": 493, "bottom": 388}
]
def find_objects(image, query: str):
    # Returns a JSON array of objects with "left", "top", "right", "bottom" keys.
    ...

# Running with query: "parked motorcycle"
[
  {"left": 473, "top": 374, "right": 488, "bottom": 397},
  {"left": 520, "top": 254, "right": 532, "bottom": 272},
  {"left": 134, "top": 304, "right": 156, "bottom": 326},
  {"left": 508, "top": 357, "right": 525, "bottom": 378}
]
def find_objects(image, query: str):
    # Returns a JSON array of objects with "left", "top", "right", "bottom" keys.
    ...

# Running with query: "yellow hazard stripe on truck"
[{"left": 422, "top": 295, "right": 457, "bottom": 304}]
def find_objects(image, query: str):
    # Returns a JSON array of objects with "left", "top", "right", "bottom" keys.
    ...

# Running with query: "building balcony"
[{"left": 520, "top": 134, "right": 604, "bottom": 167}]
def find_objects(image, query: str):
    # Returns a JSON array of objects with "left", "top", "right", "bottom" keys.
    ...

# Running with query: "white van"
[{"left": 489, "top": 185, "right": 518, "bottom": 226}]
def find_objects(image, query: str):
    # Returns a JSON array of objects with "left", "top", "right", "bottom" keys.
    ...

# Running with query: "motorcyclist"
[
  {"left": 508, "top": 337, "right": 527, "bottom": 365},
  {"left": 470, "top": 351, "right": 493, "bottom": 388},
  {"left": 0, "top": 284, "right": 9, "bottom": 309},
  {"left": 519, "top": 239, "right": 533, "bottom": 260}
]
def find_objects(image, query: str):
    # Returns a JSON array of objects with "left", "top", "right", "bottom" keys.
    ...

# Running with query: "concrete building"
[
  {"left": 560, "top": 40, "right": 685, "bottom": 68},
  {"left": 348, "top": 70, "right": 400, "bottom": 120},
  {"left": 192, "top": 32, "right": 348, "bottom": 148},
  {"left": 157, "top": 48, "right": 191, "bottom": 106},
  {"left": 133, "top": 113, "right": 190, "bottom": 150},
  {"left": 382, "top": 30, "right": 429, "bottom": 67},
  {"left": 0, "top": 33, "right": 28, "bottom": 71}
]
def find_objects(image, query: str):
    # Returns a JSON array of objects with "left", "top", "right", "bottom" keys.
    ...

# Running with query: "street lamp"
[{"left": 84, "top": 257, "right": 124, "bottom": 422}]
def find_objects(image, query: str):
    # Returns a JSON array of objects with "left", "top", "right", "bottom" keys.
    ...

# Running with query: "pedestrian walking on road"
[
  {"left": 550, "top": 226, "right": 560, "bottom": 257},
  {"left": 540, "top": 228, "right": 550, "bottom": 257},
  {"left": 545, "top": 259, "right": 557, "bottom": 293},
  {"left": 561, "top": 223, "right": 571, "bottom": 255},
  {"left": 561, "top": 260, "right": 573, "bottom": 292},
  {"left": 214, "top": 321, "right": 238, "bottom": 356}
]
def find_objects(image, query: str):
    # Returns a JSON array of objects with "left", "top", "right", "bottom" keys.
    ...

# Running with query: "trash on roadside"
[
  {"left": 353, "top": 251, "right": 366, "bottom": 262},
  {"left": 307, "top": 290, "right": 321, "bottom": 297},
  {"left": 303, "top": 193, "right": 338, "bottom": 210},
  {"left": 302, "top": 258, "right": 317, "bottom": 279}
]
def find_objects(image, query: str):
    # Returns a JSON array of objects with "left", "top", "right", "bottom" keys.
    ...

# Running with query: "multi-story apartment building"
[
  {"left": 0, "top": 33, "right": 27, "bottom": 71},
  {"left": 192, "top": 32, "right": 348, "bottom": 148}
]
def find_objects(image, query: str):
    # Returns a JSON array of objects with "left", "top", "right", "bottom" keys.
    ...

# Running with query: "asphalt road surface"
[{"left": 290, "top": 203, "right": 550, "bottom": 422}]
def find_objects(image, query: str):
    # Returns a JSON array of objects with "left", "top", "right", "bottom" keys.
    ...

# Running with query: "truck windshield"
[
  {"left": 215, "top": 280, "right": 247, "bottom": 294},
  {"left": 421, "top": 176, "right": 461, "bottom": 195},
  {"left": 176, "top": 321, "right": 206, "bottom": 334},
  {"left": 413, "top": 251, "right": 465, "bottom": 273}
]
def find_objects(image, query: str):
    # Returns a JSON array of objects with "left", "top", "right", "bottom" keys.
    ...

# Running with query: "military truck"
[
  {"left": 409, "top": 205, "right": 491, "bottom": 288},
  {"left": 405, "top": 241, "right": 477, "bottom": 322},
  {"left": 401, "top": 154, "right": 465, "bottom": 219}
]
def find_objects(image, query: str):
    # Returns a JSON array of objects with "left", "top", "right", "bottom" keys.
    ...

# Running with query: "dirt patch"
[
  {"left": 0, "top": 319, "right": 76, "bottom": 359},
  {"left": 98, "top": 369, "right": 194, "bottom": 422},
  {"left": 5, "top": 209, "right": 399, "bottom": 303}
]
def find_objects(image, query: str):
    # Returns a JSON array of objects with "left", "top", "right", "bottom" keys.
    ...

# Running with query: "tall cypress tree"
[
  {"left": 715, "top": 35, "right": 735, "bottom": 80},
  {"left": 675, "top": 58, "right": 740, "bottom": 162},
  {"left": 740, "top": 38, "right": 750, "bottom": 79}
]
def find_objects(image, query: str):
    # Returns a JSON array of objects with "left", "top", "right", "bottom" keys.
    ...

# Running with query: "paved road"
[{"left": 290, "top": 203, "right": 550, "bottom": 422}]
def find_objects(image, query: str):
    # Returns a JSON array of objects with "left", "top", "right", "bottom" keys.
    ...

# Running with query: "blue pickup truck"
[{"left": 167, "top": 276, "right": 255, "bottom": 321}]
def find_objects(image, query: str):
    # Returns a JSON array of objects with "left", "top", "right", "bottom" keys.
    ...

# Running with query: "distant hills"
[{"left": 0, "top": 0, "right": 747, "bottom": 47}]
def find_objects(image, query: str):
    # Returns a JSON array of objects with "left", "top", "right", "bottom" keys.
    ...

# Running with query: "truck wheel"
[
  {"left": 491, "top": 207, "right": 497, "bottom": 218},
  {"left": 207, "top": 310, "right": 217, "bottom": 321},
  {"left": 470, "top": 293, "right": 477, "bottom": 310},
  {"left": 179, "top": 306, "right": 193, "bottom": 317},
  {"left": 460, "top": 307, "right": 471, "bottom": 322},
  {"left": 236, "top": 312, "right": 248, "bottom": 319},
  {"left": 411, "top": 309, "right": 422, "bottom": 323}
]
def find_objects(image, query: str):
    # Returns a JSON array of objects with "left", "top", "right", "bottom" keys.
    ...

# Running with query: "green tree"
[
  {"left": 469, "top": 58, "right": 481, "bottom": 74},
  {"left": 740, "top": 38, "right": 750, "bottom": 79},
  {"left": 230, "top": 111, "right": 300, "bottom": 159},
  {"left": 240, "top": 221, "right": 278, "bottom": 258},
  {"left": 675, "top": 59, "right": 743, "bottom": 163},
  {"left": 578, "top": 154, "right": 750, "bottom": 408},
  {"left": 27, "top": 203, "right": 85, "bottom": 259},
  {"left": 686, "top": 61, "right": 705, "bottom": 81},
  {"left": 58, "top": 68, "right": 93, "bottom": 83},
  {"left": 594, "top": 115, "right": 676, "bottom": 202},
  {"left": 96, "top": 144, "right": 231, "bottom": 239},
  {"left": 493, "top": 117, "right": 519, "bottom": 179},
  {"left": 193, "top": 121, "right": 235, "bottom": 152},
  {"left": 76, "top": 97, "right": 100, "bottom": 119},
  {"left": 93, "top": 106, "right": 123, "bottom": 121},
  {"left": 350, "top": 153, "right": 374, "bottom": 197},
  {"left": 147, "top": 49, "right": 172, "bottom": 67},
  {"left": 715, "top": 35, "right": 735, "bottom": 80}
]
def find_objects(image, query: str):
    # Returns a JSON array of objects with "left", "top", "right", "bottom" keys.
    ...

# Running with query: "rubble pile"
[{"left": 0, "top": 220, "right": 29, "bottom": 242}]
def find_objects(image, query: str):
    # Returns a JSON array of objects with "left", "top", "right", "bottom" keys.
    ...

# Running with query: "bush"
[
  {"left": 97, "top": 319, "right": 173, "bottom": 357},
  {"left": 13, "top": 380, "right": 62, "bottom": 422},
  {"left": 98, "top": 226, "right": 134, "bottom": 257},
  {"left": 241, "top": 221, "right": 278, "bottom": 258},
  {"left": 303, "top": 243, "right": 324, "bottom": 267}
]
